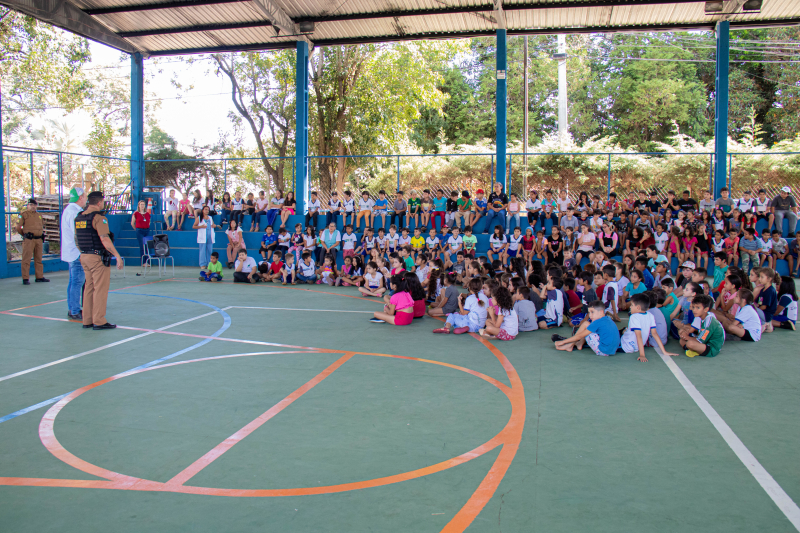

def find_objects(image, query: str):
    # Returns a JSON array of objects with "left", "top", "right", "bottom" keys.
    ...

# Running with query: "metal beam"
[
  {"left": 83, "top": 0, "right": 246, "bottom": 15},
  {"left": 0, "top": 85, "right": 7, "bottom": 279},
  {"left": 496, "top": 28, "right": 507, "bottom": 189},
  {"left": 295, "top": 41, "right": 309, "bottom": 215},
  {"left": 713, "top": 20, "right": 729, "bottom": 199},
  {"left": 119, "top": 20, "right": 272, "bottom": 38},
  {"left": 294, "top": 0, "right": 707, "bottom": 24},
  {"left": 250, "top": 0, "right": 297, "bottom": 36},
  {"left": 131, "top": 53, "right": 144, "bottom": 209},
  {"left": 493, "top": 0, "right": 505, "bottom": 30},
  {"left": 0, "top": 0, "right": 137, "bottom": 53}
]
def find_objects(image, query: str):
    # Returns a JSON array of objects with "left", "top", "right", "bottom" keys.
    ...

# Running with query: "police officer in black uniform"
[{"left": 75, "top": 191, "right": 123, "bottom": 330}]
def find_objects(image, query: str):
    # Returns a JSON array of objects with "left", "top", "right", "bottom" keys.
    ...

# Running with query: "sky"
[{"left": 41, "top": 41, "right": 241, "bottom": 153}]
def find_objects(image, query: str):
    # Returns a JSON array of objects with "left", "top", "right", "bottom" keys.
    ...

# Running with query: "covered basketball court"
[{"left": 0, "top": 1, "right": 799, "bottom": 532}]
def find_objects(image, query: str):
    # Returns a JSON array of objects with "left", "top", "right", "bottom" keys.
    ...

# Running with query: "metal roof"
[{"left": 2, "top": 0, "right": 799, "bottom": 56}]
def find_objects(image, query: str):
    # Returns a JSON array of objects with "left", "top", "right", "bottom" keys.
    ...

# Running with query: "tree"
[{"left": 143, "top": 126, "right": 208, "bottom": 196}]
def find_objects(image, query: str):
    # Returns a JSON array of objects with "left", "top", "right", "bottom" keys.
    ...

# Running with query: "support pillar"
[
  {"left": 295, "top": 41, "right": 309, "bottom": 214},
  {"left": 131, "top": 52, "right": 144, "bottom": 209},
  {"left": 713, "top": 21, "right": 729, "bottom": 199},
  {"left": 496, "top": 29, "right": 507, "bottom": 188},
  {"left": 0, "top": 84, "right": 7, "bottom": 278}
]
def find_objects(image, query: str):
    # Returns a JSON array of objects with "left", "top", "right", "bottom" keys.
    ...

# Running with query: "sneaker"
[
  {"left": 453, "top": 326, "right": 470, "bottom": 334},
  {"left": 369, "top": 317, "right": 386, "bottom": 323},
  {"left": 35, "top": 277, "right": 50, "bottom": 282},
  {"left": 432, "top": 327, "right": 450, "bottom": 334},
  {"left": 780, "top": 321, "right": 796, "bottom": 331},
  {"left": 685, "top": 349, "right": 700, "bottom": 358},
  {"left": 551, "top": 334, "right": 566, "bottom": 343}
]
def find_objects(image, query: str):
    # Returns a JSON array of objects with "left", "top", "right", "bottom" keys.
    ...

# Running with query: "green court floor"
[{"left": 0, "top": 268, "right": 798, "bottom": 533}]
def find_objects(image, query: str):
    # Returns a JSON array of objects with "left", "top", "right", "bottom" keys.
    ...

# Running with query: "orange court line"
[{"left": 166, "top": 352, "right": 355, "bottom": 487}]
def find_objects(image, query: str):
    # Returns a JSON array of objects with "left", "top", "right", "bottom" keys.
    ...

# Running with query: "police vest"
[{"left": 74, "top": 211, "right": 106, "bottom": 254}]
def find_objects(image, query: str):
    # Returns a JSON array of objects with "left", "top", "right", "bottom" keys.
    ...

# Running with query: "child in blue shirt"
[
  {"left": 554, "top": 301, "right": 621, "bottom": 356},
  {"left": 635, "top": 256, "right": 655, "bottom": 289},
  {"left": 259, "top": 226, "right": 277, "bottom": 262},
  {"left": 756, "top": 267, "right": 779, "bottom": 332}
]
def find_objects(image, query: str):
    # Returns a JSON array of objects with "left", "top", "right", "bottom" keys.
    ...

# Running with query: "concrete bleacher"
[{"left": 106, "top": 212, "right": 799, "bottom": 277}]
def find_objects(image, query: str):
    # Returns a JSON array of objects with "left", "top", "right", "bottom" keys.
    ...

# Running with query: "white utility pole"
[{"left": 557, "top": 34, "right": 568, "bottom": 139}]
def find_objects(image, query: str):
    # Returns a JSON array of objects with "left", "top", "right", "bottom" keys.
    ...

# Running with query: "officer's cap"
[
  {"left": 27, "top": 198, "right": 37, "bottom": 205},
  {"left": 87, "top": 191, "right": 105, "bottom": 201}
]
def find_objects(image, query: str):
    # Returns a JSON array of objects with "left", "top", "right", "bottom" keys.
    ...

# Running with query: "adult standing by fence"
[
  {"left": 131, "top": 200, "right": 151, "bottom": 260},
  {"left": 193, "top": 205, "right": 217, "bottom": 277},
  {"left": 483, "top": 182, "right": 508, "bottom": 234},
  {"left": 16, "top": 198, "right": 49, "bottom": 285},
  {"left": 61, "top": 187, "right": 87, "bottom": 319},
  {"left": 75, "top": 191, "right": 123, "bottom": 330},
  {"left": 772, "top": 187, "right": 797, "bottom": 234}
]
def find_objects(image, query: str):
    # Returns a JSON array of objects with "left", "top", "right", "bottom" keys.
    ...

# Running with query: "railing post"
[
  {"left": 396, "top": 155, "right": 400, "bottom": 192},
  {"left": 0, "top": 89, "right": 6, "bottom": 278},
  {"left": 29, "top": 151, "right": 35, "bottom": 199},
  {"left": 57, "top": 153, "right": 63, "bottom": 215},
  {"left": 713, "top": 20, "right": 730, "bottom": 199},
  {"left": 607, "top": 154, "right": 612, "bottom": 200},
  {"left": 130, "top": 52, "right": 145, "bottom": 209},
  {"left": 490, "top": 154, "right": 494, "bottom": 190},
  {"left": 509, "top": 154, "right": 513, "bottom": 194},
  {"left": 709, "top": 154, "right": 714, "bottom": 192},
  {"left": 294, "top": 41, "right": 310, "bottom": 214},
  {"left": 728, "top": 153, "right": 733, "bottom": 191}
]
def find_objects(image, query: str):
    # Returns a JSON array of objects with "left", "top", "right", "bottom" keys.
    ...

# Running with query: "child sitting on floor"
[
  {"left": 433, "top": 278, "right": 488, "bottom": 334},
  {"left": 480, "top": 285, "right": 518, "bottom": 340},
  {"left": 201, "top": 251, "right": 224, "bottom": 282},
  {"left": 370, "top": 273, "right": 415, "bottom": 326},
  {"left": 554, "top": 301, "right": 621, "bottom": 356},
  {"left": 679, "top": 294, "right": 725, "bottom": 358},
  {"left": 620, "top": 293, "right": 676, "bottom": 362}
]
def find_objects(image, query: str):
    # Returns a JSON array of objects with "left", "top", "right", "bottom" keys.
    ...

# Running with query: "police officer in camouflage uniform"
[{"left": 15, "top": 198, "right": 49, "bottom": 285}]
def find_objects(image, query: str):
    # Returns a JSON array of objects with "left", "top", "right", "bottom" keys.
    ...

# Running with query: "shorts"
[
  {"left": 772, "top": 315, "right": 794, "bottom": 324},
  {"left": 741, "top": 330, "right": 757, "bottom": 342},
  {"left": 756, "top": 213, "right": 770, "bottom": 221},
  {"left": 374, "top": 210, "right": 387, "bottom": 216},
  {"left": 464, "top": 249, "right": 475, "bottom": 258},
  {"left": 693, "top": 343, "right": 713, "bottom": 357},
  {"left": 343, "top": 249, "right": 355, "bottom": 258},
  {"left": 496, "top": 329, "right": 516, "bottom": 341},
  {"left": 508, "top": 248, "right": 519, "bottom": 258},
  {"left": 394, "top": 310, "right": 414, "bottom": 326},
  {"left": 585, "top": 332, "right": 612, "bottom": 356},
  {"left": 259, "top": 243, "right": 277, "bottom": 253}
]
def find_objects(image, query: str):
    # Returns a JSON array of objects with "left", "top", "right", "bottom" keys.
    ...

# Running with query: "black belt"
[{"left": 24, "top": 233, "right": 44, "bottom": 240}]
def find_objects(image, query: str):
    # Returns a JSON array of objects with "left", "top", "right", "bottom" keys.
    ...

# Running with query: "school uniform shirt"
[
  {"left": 508, "top": 234, "right": 523, "bottom": 252},
  {"left": 776, "top": 295, "right": 798, "bottom": 322},
  {"left": 514, "top": 300, "right": 538, "bottom": 331},
  {"left": 447, "top": 235, "right": 463, "bottom": 253},
  {"left": 754, "top": 197, "right": 771, "bottom": 214},
  {"left": 620, "top": 312, "right": 656, "bottom": 353},
  {"left": 343, "top": 197, "right": 355, "bottom": 212},
  {"left": 307, "top": 198, "right": 321, "bottom": 213},
  {"left": 297, "top": 260, "right": 316, "bottom": 277},
  {"left": 736, "top": 198, "right": 755, "bottom": 212},
  {"left": 235, "top": 256, "right": 258, "bottom": 273},
  {"left": 648, "top": 309, "right": 669, "bottom": 346},
  {"left": 232, "top": 198, "right": 244, "bottom": 211},
  {"left": 498, "top": 308, "right": 520, "bottom": 336},
  {"left": 489, "top": 234, "right": 507, "bottom": 251},
  {"left": 362, "top": 235, "right": 376, "bottom": 250},
  {"left": 329, "top": 198, "right": 341, "bottom": 211},
  {"left": 586, "top": 316, "right": 621, "bottom": 355},
  {"left": 386, "top": 233, "right": 400, "bottom": 251},
  {"left": 426, "top": 236, "right": 440, "bottom": 249},
  {"left": 757, "top": 285, "right": 778, "bottom": 321},
  {"left": 465, "top": 294, "right": 489, "bottom": 328},
  {"left": 399, "top": 235, "right": 411, "bottom": 247},
  {"left": 376, "top": 235, "right": 387, "bottom": 249},
  {"left": 602, "top": 280, "right": 618, "bottom": 312},
  {"left": 693, "top": 314, "right": 725, "bottom": 357},
  {"left": 711, "top": 238, "right": 725, "bottom": 253},
  {"left": 735, "top": 305, "right": 762, "bottom": 341},
  {"left": 277, "top": 233, "right": 291, "bottom": 248},
  {"left": 526, "top": 198, "right": 541, "bottom": 213},
  {"left": 365, "top": 271, "right": 383, "bottom": 288},
  {"left": 359, "top": 198, "right": 374, "bottom": 211},
  {"left": 654, "top": 231, "right": 669, "bottom": 252},
  {"left": 544, "top": 290, "right": 564, "bottom": 325},
  {"left": 339, "top": 232, "right": 356, "bottom": 250}
]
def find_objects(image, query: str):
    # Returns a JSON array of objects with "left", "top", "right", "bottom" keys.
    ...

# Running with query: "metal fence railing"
[{"left": 5, "top": 147, "right": 800, "bottom": 243}]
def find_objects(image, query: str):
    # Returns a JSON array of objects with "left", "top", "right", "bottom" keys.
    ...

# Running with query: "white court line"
[
  {"left": 230, "top": 306, "right": 374, "bottom": 313},
  {"left": 658, "top": 350, "right": 800, "bottom": 531},
  {"left": 0, "top": 310, "right": 219, "bottom": 383}
]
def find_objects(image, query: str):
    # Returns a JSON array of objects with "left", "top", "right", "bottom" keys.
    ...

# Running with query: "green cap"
[{"left": 69, "top": 187, "right": 85, "bottom": 203}]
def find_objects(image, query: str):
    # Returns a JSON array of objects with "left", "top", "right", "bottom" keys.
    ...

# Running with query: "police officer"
[
  {"left": 15, "top": 198, "right": 49, "bottom": 285},
  {"left": 75, "top": 191, "right": 123, "bottom": 330}
]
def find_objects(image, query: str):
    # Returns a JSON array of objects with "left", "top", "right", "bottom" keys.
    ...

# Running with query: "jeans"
[
  {"left": 67, "top": 259, "right": 85, "bottom": 315},
  {"left": 253, "top": 210, "right": 268, "bottom": 229},
  {"left": 774, "top": 210, "right": 798, "bottom": 234},
  {"left": 305, "top": 212, "right": 319, "bottom": 228},
  {"left": 325, "top": 211, "right": 340, "bottom": 228},
  {"left": 135, "top": 228, "right": 150, "bottom": 258},
  {"left": 484, "top": 209, "right": 506, "bottom": 234},
  {"left": 265, "top": 209, "right": 280, "bottom": 228},
  {"left": 220, "top": 209, "right": 232, "bottom": 223},
  {"left": 199, "top": 240, "right": 214, "bottom": 268},
  {"left": 391, "top": 212, "right": 406, "bottom": 228},
  {"left": 297, "top": 273, "right": 317, "bottom": 283},
  {"left": 506, "top": 213, "right": 521, "bottom": 232},
  {"left": 232, "top": 210, "right": 244, "bottom": 226}
]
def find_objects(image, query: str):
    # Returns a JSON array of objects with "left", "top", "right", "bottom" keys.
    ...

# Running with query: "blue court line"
[{"left": 0, "top": 293, "right": 231, "bottom": 425}]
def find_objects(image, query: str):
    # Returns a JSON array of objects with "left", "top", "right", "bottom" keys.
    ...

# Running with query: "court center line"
[
  {"left": 0, "top": 311, "right": 218, "bottom": 383},
  {"left": 166, "top": 352, "right": 355, "bottom": 487},
  {"left": 658, "top": 351, "right": 800, "bottom": 532},
  {"left": 230, "top": 307, "right": 374, "bottom": 313},
  {"left": 0, "top": 295, "right": 231, "bottom": 425}
]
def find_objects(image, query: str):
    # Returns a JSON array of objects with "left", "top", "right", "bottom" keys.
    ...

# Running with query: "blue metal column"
[
  {"left": 713, "top": 21, "right": 730, "bottom": 199},
  {"left": 496, "top": 29, "right": 507, "bottom": 188},
  {"left": 295, "top": 41, "right": 309, "bottom": 214},
  {"left": 130, "top": 52, "right": 144, "bottom": 208},
  {"left": 0, "top": 85, "right": 7, "bottom": 278}
]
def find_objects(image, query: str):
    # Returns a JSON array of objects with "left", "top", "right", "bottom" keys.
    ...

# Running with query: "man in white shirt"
[
  {"left": 233, "top": 249, "right": 259, "bottom": 283},
  {"left": 60, "top": 187, "right": 87, "bottom": 319},
  {"left": 164, "top": 189, "right": 180, "bottom": 230}
]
